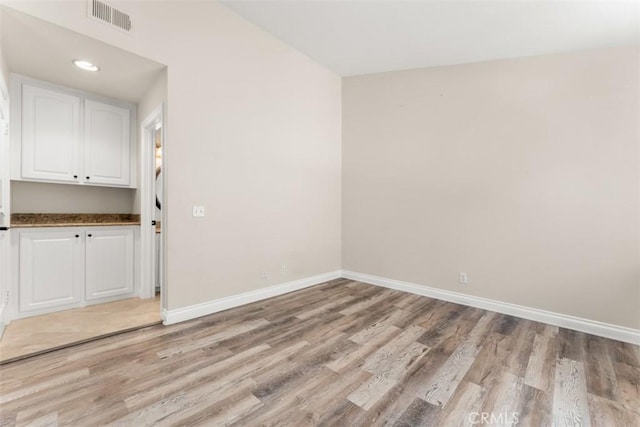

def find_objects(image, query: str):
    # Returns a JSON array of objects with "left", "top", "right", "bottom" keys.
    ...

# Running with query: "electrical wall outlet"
[
  {"left": 260, "top": 271, "right": 268, "bottom": 280},
  {"left": 192, "top": 205, "right": 205, "bottom": 217},
  {"left": 459, "top": 272, "right": 468, "bottom": 284},
  {"left": 281, "top": 264, "right": 287, "bottom": 274}
]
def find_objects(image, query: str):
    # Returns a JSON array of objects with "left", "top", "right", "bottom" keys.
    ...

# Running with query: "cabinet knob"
[
  {"left": 73, "top": 175, "right": 78, "bottom": 179},
  {"left": 88, "top": 234, "right": 92, "bottom": 237},
  {"left": 75, "top": 234, "right": 79, "bottom": 238},
  {"left": 86, "top": 176, "right": 90, "bottom": 180}
]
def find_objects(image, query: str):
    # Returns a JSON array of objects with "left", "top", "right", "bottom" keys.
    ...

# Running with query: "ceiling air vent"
[{"left": 87, "top": 0, "right": 132, "bottom": 33}]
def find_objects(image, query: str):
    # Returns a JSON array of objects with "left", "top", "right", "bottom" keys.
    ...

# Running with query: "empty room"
[{"left": 0, "top": 0, "right": 638, "bottom": 426}]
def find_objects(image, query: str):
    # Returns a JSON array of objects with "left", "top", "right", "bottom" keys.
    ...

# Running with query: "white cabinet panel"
[
  {"left": 21, "top": 84, "right": 81, "bottom": 183},
  {"left": 85, "top": 228, "right": 134, "bottom": 300},
  {"left": 18, "top": 230, "right": 83, "bottom": 312},
  {"left": 84, "top": 100, "right": 131, "bottom": 187}
]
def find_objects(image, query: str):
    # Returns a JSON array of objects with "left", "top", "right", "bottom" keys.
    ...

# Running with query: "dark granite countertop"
[{"left": 11, "top": 213, "right": 141, "bottom": 228}]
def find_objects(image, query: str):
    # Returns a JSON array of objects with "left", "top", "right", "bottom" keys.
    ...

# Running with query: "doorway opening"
[
  {"left": 0, "top": 7, "right": 168, "bottom": 363},
  {"left": 141, "top": 104, "right": 165, "bottom": 316}
]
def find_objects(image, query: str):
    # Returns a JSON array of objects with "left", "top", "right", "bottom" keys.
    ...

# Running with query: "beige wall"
[
  {"left": 4, "top": 1, "right": 342, "bottom": 311},
  {"left": 11, "top": 181, "right": 135, "bottom": 213},
  {"left": 343, "top": 46, "right": 640, "bottom": 329}
]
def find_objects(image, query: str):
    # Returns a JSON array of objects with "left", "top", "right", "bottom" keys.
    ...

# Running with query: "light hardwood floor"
[
  {"left": 0, "top": 279, "right": 638, "bottom": 426},
  {"left": 0, "top": 296, "right": 161, "bottom": 363}
]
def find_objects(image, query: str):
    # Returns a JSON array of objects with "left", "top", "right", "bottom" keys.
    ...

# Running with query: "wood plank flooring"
[{"left": 0, "top": 279, "right": 638, "bottom": 426}]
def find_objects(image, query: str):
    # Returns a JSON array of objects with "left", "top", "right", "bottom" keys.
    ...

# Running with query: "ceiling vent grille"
[{"left": 88, "top": 0, "right": 132, "bottom": 33}]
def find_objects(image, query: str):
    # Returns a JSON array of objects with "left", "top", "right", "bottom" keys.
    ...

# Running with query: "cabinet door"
[
  {"left": 21, "top": 84, "right": 81, "bottom": 183},
  {"left": 85, "top": 228, "right": 134, "bottom": 300},
  {"left": 19, "top": 230, "right": 84, "bottom": 313},
  {"left": 84, "top": 100, "right": 131, "bottom": 187}
]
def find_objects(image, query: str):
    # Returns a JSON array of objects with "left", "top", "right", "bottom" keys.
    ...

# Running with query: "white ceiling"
[
  {"left": 221, "top": 0, "right": 640, "bottom": 76},
  {"left": 1, "top": 7, "right": 165, "bottom": 103}
]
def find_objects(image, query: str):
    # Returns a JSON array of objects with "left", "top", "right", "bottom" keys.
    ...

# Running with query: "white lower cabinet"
[
  {"left": 85, "top": 228, "right": 134, "bottom": 300},
  {"left": 18, "top": 229, "right": 84, "bottom": 313},
  {"left": 15, "top": 226, "right": 137, "bottom": 317}
]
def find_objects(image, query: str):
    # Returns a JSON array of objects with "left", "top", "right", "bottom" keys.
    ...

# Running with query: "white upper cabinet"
[
  {"left": 21, "top": 84, "right": 82, "bottom": 183},
  {"left": 84, "top": 100, "right": 131, "bottom": 187},
  {"left": 11, "top": 75, "right": 136, "bottom": 188}
]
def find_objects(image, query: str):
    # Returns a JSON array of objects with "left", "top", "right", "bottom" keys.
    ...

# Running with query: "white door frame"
[
  {"left": 0, "top": 69, "right": 9, "bottom": 225},
  {"left": 0, "top": 69, "right": 10, "bottom": 334},
  {"left": 140, "top": 104, "right": 164, "bottom": 301}
]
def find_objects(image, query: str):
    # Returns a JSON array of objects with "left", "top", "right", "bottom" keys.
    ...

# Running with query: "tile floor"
[{"left": 0, "top": 296, "right": 161, "bottom": 363}]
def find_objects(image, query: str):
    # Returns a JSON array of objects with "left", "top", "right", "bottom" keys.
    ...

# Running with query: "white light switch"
[{"left": 192, "top": 205, "right": 205, "bottom": 217}]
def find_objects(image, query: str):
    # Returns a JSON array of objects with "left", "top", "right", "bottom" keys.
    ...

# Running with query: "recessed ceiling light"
[{"left": 72, "top": 59, "right": 100, "bottom": 72}]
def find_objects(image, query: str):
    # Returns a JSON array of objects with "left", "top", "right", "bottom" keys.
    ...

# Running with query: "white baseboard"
[
  {"left": 341, "top": 270, "right": 640, "bottom": 346},
  {"left": 161, "top": 268, "right": 639, "bottom": 345},
  {"left": 163, "top": 271, "right": 342, "bottom": 325}
]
